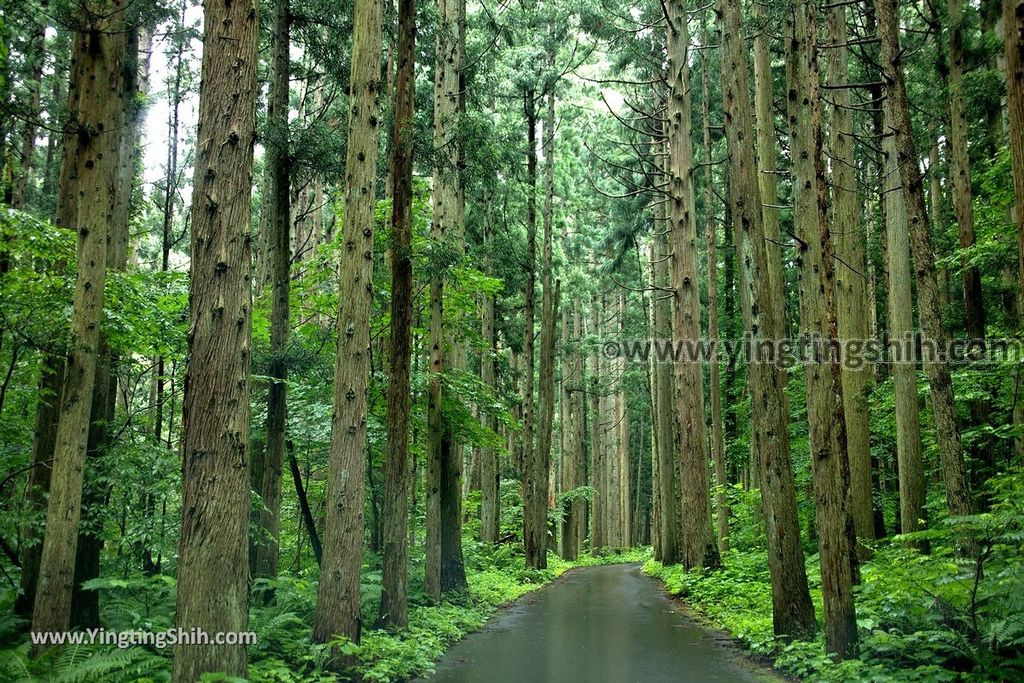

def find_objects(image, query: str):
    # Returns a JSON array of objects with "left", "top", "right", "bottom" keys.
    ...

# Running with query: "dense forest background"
[{"left": 0, "top": 0, "right": 1023, "bottom": 680}]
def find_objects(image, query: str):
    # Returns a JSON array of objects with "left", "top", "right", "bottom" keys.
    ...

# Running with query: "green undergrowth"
[
  {"left": 644, "top": 473, "right": 1024, "bottom": 682},
  {"left": 0, "top": 544, "right": 651, "bottom": 682}
]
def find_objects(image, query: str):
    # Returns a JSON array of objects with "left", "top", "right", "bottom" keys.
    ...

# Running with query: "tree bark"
[
  {"left": 379, "top": 0, "right": 415, "bottom": 628},
  {"left": 560, "top": 300, "right": 584, "bottom": 559},
  {"left": 885, "top": 120, "right": 926, "bottom": 540},
  {"left": 427, "top": 0, "right": 468, "bottom": 597},
  {"left": 589, "top": 298, "right": 605, "bottom": 551},
  {"left": 827, "top": 2, "right": 874, "bottom": 543},
  {"left": 615, "top": 292, "right": 629, "bottom": 547},
  {"left": 753, "top": 0, "right": 786, "bottom": 332},
  {"left": 534, "top": 87, "right": 559, "bottom": 565},
  {"left": 170, "top": 0, "right": 258, "bottom": 677},
  {"left": 716, "top": 0, "right": 816, "bottom": 640},
  {"left": 651, "top": 154, "right": 679, "bottom": 562},
  {"left": 788, "top": 1, "right": 858, "bottom": 657},
  {"left": 480, "top": 196, "right": 500, "bottom": 544},
  {"left": 1002, "top": 0, "right": 1024, "bottom": 459},
  {"left": 312, "top": 0, "right": 384, "bottom": 650},
  {"left": 948, "top": 0, "right": 985, "bottom": 342},
  {"left": 666, "top": 0, "right": 715, "bottom": 568},
  {"left": 255, "top": 0, "right": 291, "bottom": 584},
  {"left": 701, "top": 21, "right": 728, "bottom": 556},
  {"left": 31, "top": 3, "right": 125, "bottom": 642},
  {"left": 876, "top": 0, "right": 974, "bottom": 524},
  {"left": 522, "top": 89, "right": 542, "bottom": 567}
]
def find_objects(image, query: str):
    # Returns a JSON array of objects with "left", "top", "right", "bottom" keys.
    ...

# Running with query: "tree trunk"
[
  {"left": 701, "top": 21, "right": 728, "bottom": 556},
  {"left": 1002, "top": 0, "right": 1024, "bottom": 460},
  {"left": 560, "top": 300, "right": 584, "bottom": 560},
  {"left": 427, "top": 0, "right": 468, "bottom": 597},
  {"left": 312, "top": 0, "right": 384, "bottom": 650},
  {"left": 827, "top": 2, "right": 874, "bottom": 543},
  {"left": 379, "top": 0, "right": 415, "bottom": 628},
  {"left": 885, "top": 120, "right": 926, "bottom": 541},
  {"left": 948, "top": 0, "right": 985, "bottom": 342},
  {"left": 589, "top": 299, "right": 605, "bottom": 551},
  {"left": 522, "top": 89, "right": 542, "bottom": 567},
  {"left": 31, "top": 4, "right": 125, "bottom": 642},
  {"left": 255, "top": 0, "right": 291, "bottom": 584},
  {"left": 876, "top": 0, "right": 974, "bottom": 525},
  {"left": 73, "top": 23, "right": 148, "bottom": 628},
  {"left": 480, "top": 196, "right": 500, "bottom": 544},
  {"left": 616, "top": 292, "right": 630, "bottom": 548},
  {"left": 788, "top": 1, "right": 858, "bottom": 657},
  {"left": 666, "top": 0, "right": 715, "bottom": 568},
  {"left": 717, "top": 0, "right": 816, "bottom": 640},
  {"left": 651, "top": 157, "right": 679, "bottom": 562},
  {"left": 289, "top": 444, "right": 322, "bottom": 566},
  {"left": 533, "top": 87, "right": 558, "bottom": 566},
  {"left": 753, "top": 0, "right": 786, "bottom": 333},
  {"left": 170, "top": 0, "right": 258, "bottom": 677}
]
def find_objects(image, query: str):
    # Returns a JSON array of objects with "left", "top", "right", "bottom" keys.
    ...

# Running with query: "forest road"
[{"left": 419, "top": 563, "right": 781, "bottom": 682}]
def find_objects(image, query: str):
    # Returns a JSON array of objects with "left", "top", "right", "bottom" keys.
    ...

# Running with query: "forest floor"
[{"left": 419, "top": 563, "right": 782, "bottom": 682}]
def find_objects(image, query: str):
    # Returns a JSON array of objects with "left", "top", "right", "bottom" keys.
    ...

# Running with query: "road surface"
[{"left": 421, "top": 563, "right": 778, "bottom": 682}]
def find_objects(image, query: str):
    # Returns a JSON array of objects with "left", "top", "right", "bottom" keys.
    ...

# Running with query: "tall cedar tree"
[
  {"left": 828, "top": 2, "right": 875, "bottom": 542},
  {"left": 788, "top": 0, "right": 858, "bottom": 658},
  {"left": 31, "top": 2, "right": 126, "bottom": 641},
  {"left": 535, "top": 85, "right": 558, "bottom": 567},
  {"left": 716, "top": 0, "right": 817, "bottom": 639},
  {"left": 379, "top": 0, "right": 416, "bottom": 628},
  {"left": 254, "top": 0, "right": 291, "bottom": 583},
  {"left": 522, "top": 89, "right": 542, "bottom": 567},
  {"left": 312, "top": 0, "right": 385, "bottom": 651},
  {"left": 875, "top": 0, "right": 974, "bottom": 526},
  {"left": 667, "top": 0, "right": 716, "bottom": 570},
  {"left": 426, "top": 0, "right": 468, "bottom": 599},
  {"left": 171, "top": 0, "right": 259, "bottom": 677}
]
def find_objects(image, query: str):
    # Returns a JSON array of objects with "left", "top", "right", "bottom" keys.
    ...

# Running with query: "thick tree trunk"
[
  {"left": 522, "top": 89, "right": 542, "bottom": 567},
  {"left": 255, "top": 0, "right": 291, "bottom": 584},
  {"left": 753, "top": 0, "right": 786, "bottom": 332},
  {"left": 948, "top": 0, "right": 985, "bottom": 342},
  {"left": 701, "top": 23, "right": 728, "bottom": 556},
  {"left": 717, "top": 0, "right": 816, "bottom": 640},
  {"left": 480, "top": 198, "right": 500, "bottom": 544},
  {"left": 74, "top": 24, "right": 148, "bottom": 628},
  {"left": 885, "top": 123, "right": 926, "bottom": 540},
  {"left": 170, "top": 0, "right": 258, "bottom": 677},
  {"left": 426, "top": 0, "right": 468, "bottom": 597},
  {"left": 16, "top": 357, "right": 63, "bottom": 617},
  {"left": 827, "top": 3, "right": 874, "bottom": 543},
  {"left": 533, "top": 87, "right": 558, "bottom": 566},
  {"left": 560, "top": 301, "right": 584, "bottom": 559},
  {"left": 589, "top": 299, "right": 605, "bottom": 551},
  {"left": 788, "top": 2, "right": 858, "bottom": 657},
  {"left": 31, "top": 5, "right": 125, "bottom": 641},
  {"left": 666, "top": 0, "right": 715, "bottom": 569},
  {"left": 379, "top": 0, "right": 415, "bottom": 628},
  {"left": 601, "top": 296, "right": 620, "bottom": 549},
  {"left": 651, "top": 174, "right": 679, "bottom": 562},
  {"left": 876, "top": 0, "right": 974, "bottom": 524},
  {"left": 1002, "top": 0, "right": 1024, "bottom": 459},
  {"left": 615, "top": 292, "right": 629, "bottom": 547},
  {"left": 312, "top": 0, "right": 384, "bottom": 650}
]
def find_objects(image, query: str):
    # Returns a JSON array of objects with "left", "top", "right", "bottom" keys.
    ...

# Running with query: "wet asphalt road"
[{"left": 420, "top": 563, "right": 776, "bottom": 683}]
